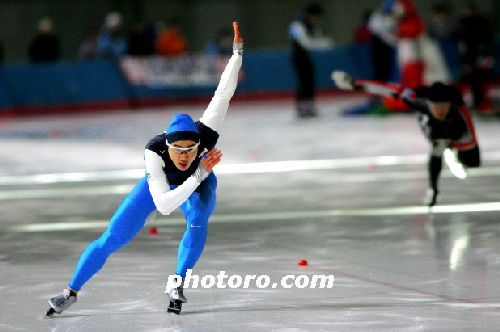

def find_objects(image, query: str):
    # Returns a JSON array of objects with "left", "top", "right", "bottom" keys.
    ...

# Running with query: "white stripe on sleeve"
[{"left": 144, "top": 149, "right": 207, "bottom": 215}]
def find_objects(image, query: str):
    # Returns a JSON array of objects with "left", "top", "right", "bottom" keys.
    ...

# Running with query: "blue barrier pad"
[
  {"left": 0, "top": 61, "right": 128, "bottom": 107},
  {"left": 1, "top": 40, "right": 497, "bottom": 113}
]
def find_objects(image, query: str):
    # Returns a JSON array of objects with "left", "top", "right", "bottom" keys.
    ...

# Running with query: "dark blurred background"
[
  {"left": 0, "top": 0, "right": 499, "bottom": 116},
  {"left": 0, "top": 0, "right": 498, "bottom": 62}
]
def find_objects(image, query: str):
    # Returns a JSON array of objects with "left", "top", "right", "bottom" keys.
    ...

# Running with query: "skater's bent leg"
[
  {"left": 424, "top": 141, "right": 446, "bottom": 206},
  {"left": 69, "top": 177, "right": 156, "bottom": 291},
  {"left": 176, "top": 173, "right": 217, "bottom": 277},
  {"left": 429, "top": 155, "right": 442, "bottom": 192},
  {"left": 176, "top": 208, "right": 208, "bottom": 277},
  {"left": 428, "top": 140, "right": 447, "bottom": 191}
]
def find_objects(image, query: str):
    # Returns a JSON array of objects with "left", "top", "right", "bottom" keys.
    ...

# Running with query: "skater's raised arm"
[
  {"left": 331, "top": 71, "right": 418, "bottom": 105},
  {"left": 145, "top": 148, "right": 222, "bottom": 215},
  {"left": 199, "top": 22, "right": 243, "bottom": 133},
  {"left": 331, "top": 71, "right": 430, "bottom": 113}
]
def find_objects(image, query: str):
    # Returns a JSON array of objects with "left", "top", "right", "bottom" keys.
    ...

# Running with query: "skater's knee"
[
  {"left": 185, "top": 199, "right": 213, "bottom": 223},
  {"left": 192, "top": 205, "right": 214, "bottom": 222},
  {"left": 431, "top": 140, "right": 448, "bottom": 156},
  {"left": 182, "top": 227, "right": 207, "bottom": 248},
  {"left": 189, "top": 212, "right": 210, "bottom": 231},
  {"left": 98, "top": 230, "right": 131, "bottom": 252},
  {"left": 187, "top": 224, "right": 208, "bottom": 238}
]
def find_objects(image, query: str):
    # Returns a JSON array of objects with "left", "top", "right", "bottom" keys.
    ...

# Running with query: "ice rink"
[{"left": 1, "top": 96, "right": 500, "bottom": 331}]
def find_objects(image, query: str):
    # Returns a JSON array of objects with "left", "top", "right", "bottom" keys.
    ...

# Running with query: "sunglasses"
[{"left": 166, "top": 142, "right": 200, "bottom": 154}]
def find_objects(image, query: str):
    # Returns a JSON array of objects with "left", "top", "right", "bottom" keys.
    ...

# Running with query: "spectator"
[
  {"left": 371, "top": 0, "right": 426, "bottom": 112},
  {"left": 288, "top": 3, "right": 334, "bottom": 118},
  {"left": 127, "top": 22, "right": 156, "bottom": 56},
  {"left": 392, "top": 0, "right": 426, "bottom": 89},
  {"left": 457, "top": 1, "right": 494, "bottom": 113},
  {"left": 155, "top": 18, "right": 188, "bottom": 57},
  {"left": 77, "top": 24, "right": 100, "bottom": 61},
  {"left": 368, "top": 3, "right": 397, "bottom": 81},
  {"left": 204, "top": 27, "right": 233, "bottom": 56},
  {"left": 28, "top": 17, "right": 61, "bottom": 63},
  {"left": 97, "top": 12, "right": 127, "bottom": 59},
  {"left": 0, "top": 39, "right": 4, "bottom": 63},
  {"left": 354, "top": 9, "right": 374, "bottom": 44},
  {"left": 427, "top": 2, "right": 458, "bottom": 42}
]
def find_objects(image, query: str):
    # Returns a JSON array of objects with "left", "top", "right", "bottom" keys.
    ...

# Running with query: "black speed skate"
[
  {"left": 166, "top": 276, "right": 187, "bottom": 315},
  {"left": 45, "top": 288, "right": 77, "bottom": 317},
  {"left": 168, "top": 300, "right": 183, "bottom": 314}
]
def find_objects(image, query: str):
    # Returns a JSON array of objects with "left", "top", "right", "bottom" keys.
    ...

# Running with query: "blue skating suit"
[{"left": 69, "top": 122, "right": 219, "bottom": 291}]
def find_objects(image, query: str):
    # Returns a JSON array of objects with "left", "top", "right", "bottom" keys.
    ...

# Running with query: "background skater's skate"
[{"left": 45, "top": 288, "right": 77, "bottom": 317}]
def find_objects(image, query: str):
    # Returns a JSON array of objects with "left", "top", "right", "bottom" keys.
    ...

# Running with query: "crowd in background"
[
  {"left": 352, "top": 0, "right": 496, "bottom": 113},
  {"left": 289, "top": 0, "right": 497, "bottom": 115},
  {"left": 0, "top": 1, "right": 497, "bottom": 114},
  {"left": 26, "top": 12, "right": 191, "bottom": 63},
  {"left": 23, "top": 11, "right": 236, "bottom": 64}
]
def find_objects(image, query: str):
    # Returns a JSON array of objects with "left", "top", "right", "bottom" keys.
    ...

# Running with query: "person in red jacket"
[
  {"left": 156, "top": 18, "right": 188, "bottom": 57},
  {"left": 394, "top": 0, "right": 426, "bottom": 88},
  {"left": 380, "top": 0, "right": 426, "bottom": 112}
]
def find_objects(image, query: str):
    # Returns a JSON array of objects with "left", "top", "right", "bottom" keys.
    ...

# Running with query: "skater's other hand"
[
  {"left": 233, "top": 21, "right": 243, "bottom": 44},
  {"left": 332, "top": 71, "right": 354, "bottom": 90},
  {"left": 200, "top": 148, "right": 223, "bottom": 173}
]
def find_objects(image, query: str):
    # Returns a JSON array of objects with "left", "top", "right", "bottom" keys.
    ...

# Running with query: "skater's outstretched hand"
[
  {"left": 332, "top": 71, "right": 354, "bottom": 90},
  {"left": 233, "top": 21, "right": 243, "bottom": 44},
  {"left": 233, "top": 21, "right": 244, "bottom": 54},
  {"left": 200, "top": 148, "right": 223, "bottom": 173}
]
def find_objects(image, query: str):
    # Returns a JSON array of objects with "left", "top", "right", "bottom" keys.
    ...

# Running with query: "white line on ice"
[
  {"left": 1, "top": 151, "right": 500, "bottom": 186},
  {"left": 439, "top": 303, "right": 500, "bottom": 308},
  {"left": 1, "top": 166, "right": 500, "bottom": 201},
  {"left": 0, "top": 185, "right": 133, "bottom": 200},
  {"left": 6, "top": 201, "right": 500, "bottom": 233}
]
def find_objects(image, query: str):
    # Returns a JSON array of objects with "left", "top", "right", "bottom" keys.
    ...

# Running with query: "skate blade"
[
  {"left": 45, "top": 307, "right": 56, "bottom": 318},
  {"left": 167, "top": 300, "right": 182, "bottom": 315}
]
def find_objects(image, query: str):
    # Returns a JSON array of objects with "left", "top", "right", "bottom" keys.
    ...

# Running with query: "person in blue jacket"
[{"left": 46, "top": 22, "right": 244, "bottom": 316}]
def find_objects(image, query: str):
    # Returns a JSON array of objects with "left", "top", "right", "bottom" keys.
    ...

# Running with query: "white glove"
[
  {"left": 193, "top": 163, "right": 210, "bottom": 183},
  {"left": 233, "top": 42, "right": 244, "bottom": 55},
  {"left": 400, "top": 88, "right": 414, "bottom": 100},
  {"left": 331, "top": 71, "right": 354, "bottom": 90}
]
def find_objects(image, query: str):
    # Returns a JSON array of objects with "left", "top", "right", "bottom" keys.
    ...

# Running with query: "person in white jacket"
[
  {"left": 289, "top": 3, "right": 333, "bottom": 118},
  {"left": 46, "top": 22, "right": 244, "bottom": 316}
]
